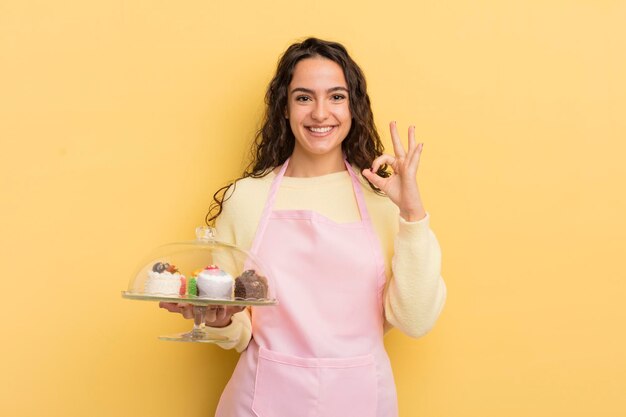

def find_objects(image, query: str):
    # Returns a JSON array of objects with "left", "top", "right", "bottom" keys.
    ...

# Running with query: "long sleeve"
[{"left": 383, "top": 212, "right": 447, "bottom": 338}]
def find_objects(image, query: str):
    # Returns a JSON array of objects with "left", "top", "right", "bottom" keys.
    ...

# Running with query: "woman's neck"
[{"left": 284, "top": 149, "right": 346, "bottom": 177}]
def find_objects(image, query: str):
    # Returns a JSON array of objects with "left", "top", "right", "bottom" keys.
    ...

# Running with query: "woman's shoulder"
[
  {"left": 218, "top": 174, "right": 272, "bottom": 220},
  {"left": 224, "top": 174, "right": 273, "bottom": 205},
  {"left": 215, "top": 174, "right": 273, "bottom": 247}
]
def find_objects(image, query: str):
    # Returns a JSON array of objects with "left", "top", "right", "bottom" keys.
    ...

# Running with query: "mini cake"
[
  {"left": 196, "top": 265, "right": 234, "bottom": 300},
  {"left": 234, "top": 270, "right": 269, "bottom": 300},
  {"left": 144, "top": 262, "right": 185, "bottom": 296},
  {"left": 179, "top": 276, "right": 187, "bottom": 296},
  {"left": 187, "top": 272, "right": 199, "bottom": 296}
]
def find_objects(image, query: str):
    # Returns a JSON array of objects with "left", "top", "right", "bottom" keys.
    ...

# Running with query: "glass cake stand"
[
  {"left": 121, "top": 293, "right": 278, "bottom": 343},
  {"left": 122, "top": 226, "right": 277, "bottom": 343}
]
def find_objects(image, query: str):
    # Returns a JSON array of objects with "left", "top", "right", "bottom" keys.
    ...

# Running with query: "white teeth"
[{"left": 308, "top": 126, "right": 333, "bottom": 133}]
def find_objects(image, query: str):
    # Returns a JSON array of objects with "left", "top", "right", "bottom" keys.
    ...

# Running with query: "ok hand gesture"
[{"left": 361, "top": 122, "right": 426, "bottom": 222}]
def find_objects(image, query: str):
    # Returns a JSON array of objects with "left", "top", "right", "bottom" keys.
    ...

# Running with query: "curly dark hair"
[{"left": 206, "top": 37, "right": 389, "bottom": 226}]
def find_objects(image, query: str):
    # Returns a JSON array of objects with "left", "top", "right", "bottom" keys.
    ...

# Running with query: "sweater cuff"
[
  {"left": 397, "top": 211, "right": 431, "bottom": 239},
  {"left": 202, "top": 310, "right": 251, "bottom": 352}
]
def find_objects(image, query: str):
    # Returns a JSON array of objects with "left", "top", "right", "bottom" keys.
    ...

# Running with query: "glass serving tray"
[
  {"left": 123, "top": 226, "right": 278, "bottom": 343},
  {"left": 121, "top": 291, "right": 278, "bottom": 306}
]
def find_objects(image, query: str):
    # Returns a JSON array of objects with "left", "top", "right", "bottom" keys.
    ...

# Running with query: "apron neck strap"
[
  {"left": 343, "top": 160, "right": 370, "bottom": 221},
  {"left": 257, "top": 157, "right": 291, "bottom": 227}
]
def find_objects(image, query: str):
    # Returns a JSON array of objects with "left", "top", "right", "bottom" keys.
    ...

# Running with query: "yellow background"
[{"left": 1, "top": 1, "right": 625, "bottom": 416}]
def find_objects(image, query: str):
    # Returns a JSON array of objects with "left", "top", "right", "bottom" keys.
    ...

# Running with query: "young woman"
[{"left": 161, "top": 37, "right": 446, "bottom": 417}]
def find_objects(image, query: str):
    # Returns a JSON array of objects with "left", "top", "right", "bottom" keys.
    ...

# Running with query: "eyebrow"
[{"left": 290, "top": 86, "right": 349, "bottom": 95}]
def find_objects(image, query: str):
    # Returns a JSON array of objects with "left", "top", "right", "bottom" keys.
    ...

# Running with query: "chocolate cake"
[{"left": 234, "top": 270, "right": 269, "bottom": 300}]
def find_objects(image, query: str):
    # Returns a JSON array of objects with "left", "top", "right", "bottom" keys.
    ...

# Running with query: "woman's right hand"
[{"left": 159, "top": 302, "right": 245, "bottom": 328}]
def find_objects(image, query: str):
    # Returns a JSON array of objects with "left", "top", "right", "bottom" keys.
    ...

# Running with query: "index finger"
[{"left": 159, "top": 302, "right": 181, "bottom": 313}]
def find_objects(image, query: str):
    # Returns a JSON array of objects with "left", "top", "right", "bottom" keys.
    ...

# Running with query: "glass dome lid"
[{"left": 123, "top": 226, "right": 277, "bottom": 306}]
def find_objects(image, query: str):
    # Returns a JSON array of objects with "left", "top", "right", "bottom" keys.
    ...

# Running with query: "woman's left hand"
[{"left": 361, "top": 121, "right": 426, "bottom": 222}]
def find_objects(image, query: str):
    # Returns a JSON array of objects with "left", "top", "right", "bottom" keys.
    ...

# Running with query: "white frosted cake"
[
  {"left": 144, "top": 262, "right": 185, "bottom": 296},
  {"left": 196, "top": 265, "right": 234, "bottom": 300}
]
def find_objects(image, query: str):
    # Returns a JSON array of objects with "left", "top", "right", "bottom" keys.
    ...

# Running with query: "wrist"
[{"left": 400, "top": 207, "right": 426, "bottom": 222}]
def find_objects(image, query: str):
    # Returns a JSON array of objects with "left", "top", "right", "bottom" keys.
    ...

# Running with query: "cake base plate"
[
  {"left": 122, "top": 291, "right": 278, "bottom": 306},
  {"left": 158, "top": 329, "right": 231, "bottom": 344}
]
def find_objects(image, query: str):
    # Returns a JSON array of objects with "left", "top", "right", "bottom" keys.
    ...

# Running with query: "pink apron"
[{"left": 216, "top": 158, "right": 398, "bottom": 417}]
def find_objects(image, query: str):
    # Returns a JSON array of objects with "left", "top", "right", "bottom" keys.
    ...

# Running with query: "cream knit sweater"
[{"left": 205, "top": 169, "right": 447, "bottom": 352}]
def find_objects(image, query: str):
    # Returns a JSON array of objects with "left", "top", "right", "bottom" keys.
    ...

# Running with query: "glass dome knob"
[{"left": 195, "top": 226, "right": 216, "bottom": 242}]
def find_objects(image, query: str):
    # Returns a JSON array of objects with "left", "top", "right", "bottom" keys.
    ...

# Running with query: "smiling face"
[{"left": 286, "top": 57, "right": 352, "bottom": 163}]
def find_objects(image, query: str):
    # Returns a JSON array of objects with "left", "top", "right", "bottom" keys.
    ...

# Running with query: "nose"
[{"left": 311, "top": 100, "right": 329, "bottom": 121}]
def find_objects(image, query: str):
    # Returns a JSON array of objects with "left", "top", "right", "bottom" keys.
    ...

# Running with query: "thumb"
[
  {"left": 229, "top": 306, "right": 245, "bottom": 315},
  {"left": 362, "top": 168, "right": 385, "bottom": 189}
]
